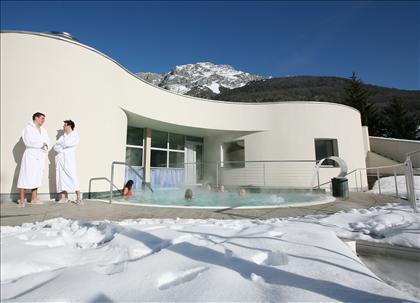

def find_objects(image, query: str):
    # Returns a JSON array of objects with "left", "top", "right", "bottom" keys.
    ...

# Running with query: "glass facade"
[{"left": 125, "top": 126, "right": 204, "bottom": 188}]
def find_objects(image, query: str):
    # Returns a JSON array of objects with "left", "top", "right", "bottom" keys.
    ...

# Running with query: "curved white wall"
[{"left": 0, "top": 32, "right": 368, "bottom": 199}]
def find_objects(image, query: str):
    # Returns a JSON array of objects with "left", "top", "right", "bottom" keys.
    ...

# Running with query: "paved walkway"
[{"left": 0, "top": 193, "right": 408, "bottom": 226}]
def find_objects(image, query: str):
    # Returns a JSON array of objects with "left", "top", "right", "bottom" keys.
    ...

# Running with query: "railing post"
[
  {"left": 405, "top": 157, "right": 418, "bottom": 213},
  {"left": 354, "top": 171, "right": 358, "bottom": 192},
  {"left": 263, "top": 162, "right": 266, "bottom": 187},
  {"left": 89, "top": 179, "right": 92, "bottom": 199},
  {"left": 216, "top": 163, "right": 219, "bottom": 187},
  {"left": 393, "top": 166, "right": 399, "bottom": 198},
  {"left": 376, "top": 168, "right": 381, "bottom": 195},
  {"left": 317, "top": 167, "right": 320, "bottom": 189},
  {"left": 359, "top": 170, "right": 363, "bottom": 191},
  {"left": 110, "top": 162, "right": 115, "bottom": 204}
]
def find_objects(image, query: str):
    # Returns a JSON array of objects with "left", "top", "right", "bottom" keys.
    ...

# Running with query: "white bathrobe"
[
  {"left": 17, "top": 121, "right": 51, "bottom": 189},
  {"left": 54, "top": 131, "right": 80, "bottom": 192}
]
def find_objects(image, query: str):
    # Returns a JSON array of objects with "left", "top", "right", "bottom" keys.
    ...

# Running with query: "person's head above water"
[
  {"left": 185, "top": 188, "right": 193, "bottom": 200},
  {"left": 239, "top": 187, "right": 247, "bottom": 198},
  {"left": 124, "top": 180, "right": 134, "bottom": 191},
  {"left": 219, "top": 184, "right": 228, "bottom": 192}
]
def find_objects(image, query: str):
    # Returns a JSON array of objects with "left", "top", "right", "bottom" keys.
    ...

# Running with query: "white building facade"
[{"left": 0, "top": 31, "right": 369, "bottom": 200}]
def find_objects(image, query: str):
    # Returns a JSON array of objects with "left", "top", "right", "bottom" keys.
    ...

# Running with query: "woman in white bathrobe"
[
  {"left": 17, "top": 112, "right": 50, "bottom": 206},
  {"left": 54, "top": 120, "right": 82, "bottom": 204}
]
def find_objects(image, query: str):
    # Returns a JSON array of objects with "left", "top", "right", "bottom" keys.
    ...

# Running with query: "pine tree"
[
  {"left": 344, "top": 72, "right": 383, "bottom": 136},
  {"left": 382, "top": 97, "right": 419, "bottom": 140}
]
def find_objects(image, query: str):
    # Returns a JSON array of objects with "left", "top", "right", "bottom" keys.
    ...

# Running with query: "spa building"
[{"left": 0, "top": 31, "right": 370, "bottom": 199}]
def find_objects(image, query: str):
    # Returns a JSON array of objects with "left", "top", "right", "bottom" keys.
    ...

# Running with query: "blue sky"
[{"left": 1, "top": 1, "right": 419, "bottom": 90}]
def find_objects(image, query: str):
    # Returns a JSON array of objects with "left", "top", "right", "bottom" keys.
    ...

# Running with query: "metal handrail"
[
  {"left": 184, "top": 160, "right": 318, "bottom": 165},
  {"left": 406, "top": 149, "right": 420, "bottom": 157},
  {"left": 110, "top": 161, "right": 154, "bottom": 204},
  {"left": 88, "top": 177, "right": 120, "bottom": 199},
  {"left": 314, "top": 168, "right": 359, "bottom": 189}
]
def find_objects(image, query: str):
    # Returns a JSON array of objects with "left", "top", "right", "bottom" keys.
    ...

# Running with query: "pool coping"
[
  {"left": 101, "top": 195, "right": 337, "bottom": 209},
  {"left": 0, "top": 192, "right": 410, "bottom": 227}
]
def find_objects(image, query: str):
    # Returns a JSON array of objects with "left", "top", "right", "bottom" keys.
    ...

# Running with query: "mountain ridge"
[{"left": 136, "top": 63, "right": 420, "bottom": 114}]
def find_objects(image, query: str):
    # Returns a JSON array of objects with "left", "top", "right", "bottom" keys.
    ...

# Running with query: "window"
[
  {"left": 126, "top": 126, "right": 144, "bottom": 146},
  {"left": 223, "top": 140, "right": 245, "bottom": 168},
  {"left": 169, "top": 133, "right": 185, "bottom": 150},
  {"left": 126, "top": 147, "right": 143, "bottom": 166},
  {"left": 169, "top": 151, "right": 184, "bottom": 168},
  {"left": 151, "top": 130, "right": 168, "bottom": 148},
  {"left": 151, "top": 150, "right": 167, "bottom": 167},
  {"left": 126, "top": 126, "right": 144, "bottom": 166},
  {"left": 150, "top": 130, "right": 187, "bottom": 168},
  {"left": 315, "top": 139, "right": 339, "bottom": 166}
]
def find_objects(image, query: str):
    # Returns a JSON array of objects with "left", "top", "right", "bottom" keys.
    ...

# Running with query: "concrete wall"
[
  {"left": 1, "top": 31, "right": 368, "bottom": 199},
  {"left": 370, "top": 137, "right": 420, "bottom": 168}
]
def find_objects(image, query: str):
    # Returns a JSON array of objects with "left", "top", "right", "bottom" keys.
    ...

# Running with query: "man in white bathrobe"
[
  {"left": 54, "top": 120, "right": 82, "bottom": 204},
  {"left": 17, "top": 112, "right": 51, "bottom": 206}
]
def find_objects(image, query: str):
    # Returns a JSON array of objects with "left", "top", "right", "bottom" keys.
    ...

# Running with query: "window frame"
[{"left": 314, "top": 138, "right": 339, "bottom": 167}]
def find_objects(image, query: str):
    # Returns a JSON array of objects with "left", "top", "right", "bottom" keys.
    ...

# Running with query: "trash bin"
[{"left": 331, "top": 177, "right": 349, "bottom": 199}]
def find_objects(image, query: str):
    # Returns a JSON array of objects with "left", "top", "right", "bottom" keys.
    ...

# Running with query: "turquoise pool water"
[{"left": 117, "top": 188, "right": 335, "bottom": 208}]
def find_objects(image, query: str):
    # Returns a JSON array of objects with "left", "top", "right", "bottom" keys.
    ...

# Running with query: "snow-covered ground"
[
  {"left": 1, "top": 201, "right": 419, "bottom": 302},
  {"left": 370, "top": 175, "right": 420, "bottom": 199}
]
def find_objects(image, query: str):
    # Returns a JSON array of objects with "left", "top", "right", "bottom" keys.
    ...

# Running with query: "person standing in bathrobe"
[
  {"left": 17, "top": 112, "right": 51, "bottom": 206},
  {"left": 54, "top": 120, "right": 82, "bottom": 205}
]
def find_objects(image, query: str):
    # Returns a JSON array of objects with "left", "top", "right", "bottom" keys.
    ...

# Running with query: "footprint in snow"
[{"left": 157, "top": 266, "right": 209, "bottom": 290}]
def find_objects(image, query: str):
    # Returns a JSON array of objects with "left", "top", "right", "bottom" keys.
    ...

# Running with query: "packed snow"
[{"left": 1, "top": 202, "right": 419, "bottom": 302}]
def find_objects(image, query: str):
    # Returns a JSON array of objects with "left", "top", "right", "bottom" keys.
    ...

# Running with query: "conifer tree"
[
  {"left": 382, "top": 96, "right": 419, "bottom": 140},
  {"left": 344, "top": 72, "right": 382, "bottom": 136}
]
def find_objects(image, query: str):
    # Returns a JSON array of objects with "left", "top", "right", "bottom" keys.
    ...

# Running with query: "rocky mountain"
[
  {"left": 136, "top": 62, "right": 262, "bottom": 98},
  {"left": 136, "top": 72, "right": 162, "bottom": 86}
]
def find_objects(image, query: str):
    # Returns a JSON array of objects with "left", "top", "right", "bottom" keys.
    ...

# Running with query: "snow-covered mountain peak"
[{"left": 136, "top": 62, "right": 263, "bottom": 97}]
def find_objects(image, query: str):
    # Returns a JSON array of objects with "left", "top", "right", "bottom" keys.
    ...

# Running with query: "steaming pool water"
[{"left": 116, "top": 188, "right": 336, "bottom": 209}]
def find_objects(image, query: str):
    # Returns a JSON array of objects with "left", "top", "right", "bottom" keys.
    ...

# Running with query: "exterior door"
[{"left": 185, "top": 141, "right": 203, "bottom": 185}]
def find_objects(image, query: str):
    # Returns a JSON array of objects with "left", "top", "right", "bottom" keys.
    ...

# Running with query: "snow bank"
[
  {"left": 2, "top": 204, "right": 419, "bottom": 302},
  {"left": 302, "top": 203, "right": 420, "bottom": 249},
  {"left": 370, "top": 175, "right": 420, "bottom": 199}
]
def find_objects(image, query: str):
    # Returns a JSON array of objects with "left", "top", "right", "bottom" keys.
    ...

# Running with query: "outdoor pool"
[{"left": 116, "top": 188, "right": 335, "bottom": 209}]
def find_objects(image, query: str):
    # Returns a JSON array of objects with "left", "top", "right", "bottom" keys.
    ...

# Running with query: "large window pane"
[
  {"left": 223, "top": 140, "right": 245, "bottom": 168},
  {"left": 169, "top": 133, "right": 185, "bottom": 150},
  {"left": 126, "top": 147, "right": 143, "bottom": 166},
  {"left": 151, "top": 130, "right": 168, "bottom": 148},
  {"left": 126, "top": 126, "right": 143, "bottom": 146},
  {"left": 151, "top": 150, "right": 167, "bottom": 167},
  {"left": 169, "top": 151, "right": 185, "bottom": 168},
  {"left": 315, "top": 139, "right": 338, "bottom": 166}
]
